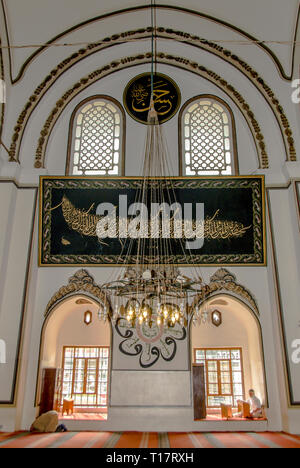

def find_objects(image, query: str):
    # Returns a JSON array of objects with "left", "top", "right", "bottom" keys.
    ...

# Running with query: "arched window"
[
  {"left": 67, "top": 97, "right": 125, "bottom": 176},
  {"left": 180, "top": 96, "right": 238, "bottom": 176}
]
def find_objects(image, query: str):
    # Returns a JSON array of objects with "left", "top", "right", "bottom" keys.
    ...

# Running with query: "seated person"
[
  {"left": 237, "top": 389, "right": 263, "bottom": 419},
  {"left": 30, "top": 411, "right": 67, "bottom": 433},
  {"left": 248, "top": 389, "right": 263, "bottom": 418}
]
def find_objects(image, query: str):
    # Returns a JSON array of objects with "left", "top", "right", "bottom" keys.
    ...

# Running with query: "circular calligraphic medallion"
[
  {"left": 136, "top": 321, "right": 165, "bottom": 344},
  {"left": 123, "top": 72, "right": 181, "bottom": 124}
]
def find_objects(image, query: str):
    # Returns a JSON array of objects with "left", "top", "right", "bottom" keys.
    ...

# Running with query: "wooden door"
[
  {"left": 39, "top": 368, "right": 59, "bottom": 416},
  {"left": 192, "top": 364, "right": 207, "bottom": 420}
]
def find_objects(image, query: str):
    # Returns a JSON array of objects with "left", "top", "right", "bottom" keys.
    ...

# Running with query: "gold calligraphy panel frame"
[{"left": 39, "top": 176, "right": 266, "bottom": 267}]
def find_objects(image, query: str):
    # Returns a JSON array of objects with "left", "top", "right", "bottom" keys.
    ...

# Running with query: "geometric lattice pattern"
[
  {"left": 72, "top": 100, "right": 122, "bottom": 176},
  {"left": 194, "top": 348, "right": 245, "bottom": 408},
  {"left": 61, "top": 347, "right": 109, "bottom": 408},
  {"left": 183, "top": 99, "right": 234, "bottom": 176}
]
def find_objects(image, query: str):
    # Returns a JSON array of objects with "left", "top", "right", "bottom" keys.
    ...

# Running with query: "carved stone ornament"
[
  {"left": 190, "top": 268, "right": 259, "bottom": 316},
  {"left": 45, "top": 269, "right": 110, "bottom": 318}
]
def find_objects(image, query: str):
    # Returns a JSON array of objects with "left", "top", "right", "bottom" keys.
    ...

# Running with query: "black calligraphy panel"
[
  {"left": 123, "top": 73, "right": 181, "bottom": 124},
  {"left": 39, "top": 177, "right": 266, "bottom": 266}
]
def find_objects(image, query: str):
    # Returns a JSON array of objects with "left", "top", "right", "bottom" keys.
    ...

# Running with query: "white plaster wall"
[
  {"left": 110, "top": 371, "right": 191, "bottom": 407},
  {"left": 268, "top": 189, "right": 300, "bottom": 403},
  {"left": 0, "top": 184, "right": 36, "bottom": 402},
  {"left": 0, "top": 4, "right": 299, "bottom": 434}
]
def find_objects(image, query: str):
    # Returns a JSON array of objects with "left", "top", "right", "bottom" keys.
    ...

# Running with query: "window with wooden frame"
[
  {"left": 194, "top": 348, "right": 245, "bottom": 408},
  {"left": 180, "top": 96, "right": 238, "bottom": 176},
  {"left": 67, "top": 96, "right": 125, "bottom": 176},
  {"left": 61, "top": 346, "right": 109, "bottom": 408}
]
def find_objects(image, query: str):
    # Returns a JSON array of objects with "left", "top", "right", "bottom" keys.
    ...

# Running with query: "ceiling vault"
[
  {"left": 6, "top": 28, "right": 297, "bottom": 167},
  {"left": 1, "top": 2, "right": 298, "bottom": 84}
]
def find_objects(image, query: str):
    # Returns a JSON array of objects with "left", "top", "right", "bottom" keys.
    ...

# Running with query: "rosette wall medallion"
[{"left": 115, "top": 317, "right": 187, "bottom": 368}]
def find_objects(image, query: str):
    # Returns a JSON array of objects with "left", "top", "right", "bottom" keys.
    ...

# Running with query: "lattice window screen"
[
  {"left": 183, "top": 99, "right": 234, "bottom": 176},
  {"left": 72, "top": 100, "right": 122, "bottom": 176}
]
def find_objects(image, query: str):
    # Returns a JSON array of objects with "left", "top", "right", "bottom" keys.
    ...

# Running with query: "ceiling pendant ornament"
[
  {"left": 98, "top": 101, "right": 204, "bottom": 367},
  {"left": 98, "top": 2, "right": 204, "bottom": 367}
]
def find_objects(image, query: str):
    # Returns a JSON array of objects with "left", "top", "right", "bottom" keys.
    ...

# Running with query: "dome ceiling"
[{"left": 1, "top": 0, "right": 299, "bottom": 82}]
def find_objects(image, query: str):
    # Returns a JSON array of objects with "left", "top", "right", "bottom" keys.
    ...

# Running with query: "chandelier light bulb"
[{"left": 97, "top": 79, "right": 206, "bottom": 332}]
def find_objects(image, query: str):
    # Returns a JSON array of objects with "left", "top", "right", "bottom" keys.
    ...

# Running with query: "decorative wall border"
[
  {"left": 45, "top": 269, "right": 111, "bottom": 318},
  {"left": 190, "top": 268, "right": 260, "bottom": 317},
  {"left": 1, "top": 2, "right": 298, "bottom": 83},
  {"left": 7, "top": 28, "right": 296, "bottom": 167},
  {"left": 33, "top": 52, "right": 269, "bottom": 169},
  {"left": 294, "top": 181, "right": 300, "bottom": 231},
  {"left": 0, "top": 36, "right": 4, "bottom": 145}
]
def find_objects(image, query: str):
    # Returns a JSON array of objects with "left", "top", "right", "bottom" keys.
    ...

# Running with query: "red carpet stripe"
[
  {"left": 209, "top": 432, "right": 254, "bottom": 449},
  {"left": 0, "top": 432, "right": 31, "bottom": 448},
  {"left": 115, "top": 432, "right": 144, "bottom": 448},
  {"left": 84, "top": 432, "right": 113, "bottom": 448},
  {"left": 281, "top": 433, "right": 300, "bottom": 446},
  {"left": 259, "top": 432, "right": 300, "bottom": 449},
  {"left": 235, "top": 432, "right": 267, "bottom": 448},
  {"left": 102, "top": 432, "right": 123, "bottom": 448},
  {"left": 169, "top": 433, "right": 196, "bottom": 449},
  {"left": 46, "top": 432, "right": 78, "bottom": 448},
  {"left": 58, "top": 432, "right": 99, "bottom": 449},
  {"left": 247, "top": 432, "right": 282, "bottom": 448},
  {"left": 90, "top": 432, "right": 114, "bottom": 448},
  {"left": 147, "top": 432, "right": 159, "bottom": 448},
  {"left": 25, "top": 433, "right": 63, "bottom": 449},
  {"left": 0, "top": 432, "right": 300, "bottom": 448}
]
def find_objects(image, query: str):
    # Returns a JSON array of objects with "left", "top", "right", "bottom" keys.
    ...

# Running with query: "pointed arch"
[{"left": 45, "top": 269, "right": 111, "bottom": 318}]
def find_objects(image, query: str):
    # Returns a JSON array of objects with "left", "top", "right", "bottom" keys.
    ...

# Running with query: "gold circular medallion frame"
[{"left": 123, "top": 72, "right": 181, "bottom": 125}]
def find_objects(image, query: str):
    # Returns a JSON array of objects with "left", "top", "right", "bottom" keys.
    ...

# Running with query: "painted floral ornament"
[{"left": 115, "top": 318, "right": 187, "bottom": 368}]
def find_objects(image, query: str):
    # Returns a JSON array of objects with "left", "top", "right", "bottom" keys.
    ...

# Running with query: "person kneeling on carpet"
[{"left": 30, "top": 411, "right": 68, "bottom": 433}]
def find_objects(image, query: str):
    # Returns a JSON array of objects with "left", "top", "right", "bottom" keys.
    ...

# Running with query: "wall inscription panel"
[{"left": 39, "top": 176, "right": 266, "bottom": 267}]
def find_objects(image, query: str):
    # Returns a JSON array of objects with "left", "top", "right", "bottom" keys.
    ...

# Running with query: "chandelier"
[
  {"left": 98, "top": 1, "right": 206, "bottom": 329},
  {"left": 97, "top": 98, "right": 206, "bottom": 328},
  {"left": 100, "top": 265, "right": 204, "bottom": 328}
]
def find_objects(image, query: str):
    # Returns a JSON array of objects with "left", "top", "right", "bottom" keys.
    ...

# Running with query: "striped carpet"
[
  {"left": 0, "top": 432, "right": 300, "bottom": 448},
  {"left": 60, "top": 413, "right": 108, "bottom": 421}
]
